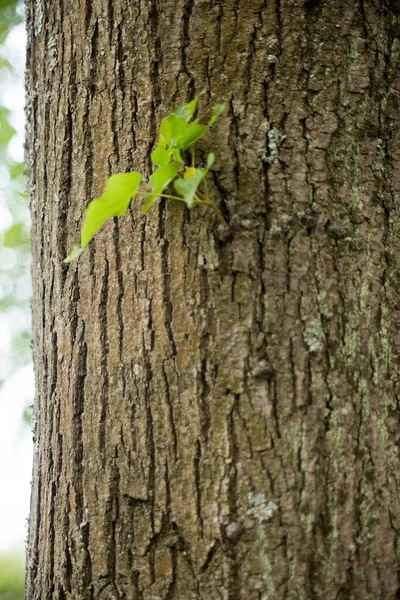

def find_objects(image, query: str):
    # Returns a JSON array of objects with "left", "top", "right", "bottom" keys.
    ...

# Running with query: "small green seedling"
[{"left": 64, "top": 98, "right": 225, "bottom": 263}]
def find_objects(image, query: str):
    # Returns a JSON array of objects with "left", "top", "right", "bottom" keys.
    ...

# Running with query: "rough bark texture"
[{"left": 25, "top": 1, "right": 400, "bottom": 598}]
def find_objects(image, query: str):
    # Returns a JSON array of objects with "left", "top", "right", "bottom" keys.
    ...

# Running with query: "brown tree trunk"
[{"left": 25, "top": 1, "right": 400, "bottom": 598}]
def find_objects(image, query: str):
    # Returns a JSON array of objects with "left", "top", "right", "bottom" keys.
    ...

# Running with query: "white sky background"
[{"left": 0, "top": 21, "right": 34, "bottom": 553}]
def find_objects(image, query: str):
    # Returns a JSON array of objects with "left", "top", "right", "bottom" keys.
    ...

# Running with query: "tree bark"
[{"left": 25, "top": 1, "right": 400, "bottom": 598}]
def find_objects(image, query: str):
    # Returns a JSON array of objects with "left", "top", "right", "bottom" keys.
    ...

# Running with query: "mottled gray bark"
[{"left": 26, "top": 1, "right": 400, "bottom": 598}]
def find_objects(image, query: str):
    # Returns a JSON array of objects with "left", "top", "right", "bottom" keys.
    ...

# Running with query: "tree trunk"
[{"left": 25, "top": 1, "right": 400, "bottom": 598}]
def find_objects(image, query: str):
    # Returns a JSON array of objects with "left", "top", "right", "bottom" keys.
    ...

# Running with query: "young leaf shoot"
[{"left": 64, "top": 98, "right": 225, "bottom": 263}]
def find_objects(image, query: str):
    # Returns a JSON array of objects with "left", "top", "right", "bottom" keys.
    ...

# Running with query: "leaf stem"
[
  {"left": 203, "top": 175, "right": 210, "bottom": 202},
  {"left": 136, "top": 191, "right": 186, "bottom": 203},
  {"left": 193, "top": 196, "right": 228, "bottom": 227},
  {"left": 136, "top": 191, "right": 228, "bottom": 227}
]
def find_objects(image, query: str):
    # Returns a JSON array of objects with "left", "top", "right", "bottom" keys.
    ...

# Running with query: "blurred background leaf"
[
  {"left": 0, "top": 0, "right": 32, "bottom": 593},
  {"left": 0, "top": 0, "right": 30, "bottom": 388},
  {"left": 0, "top": 552, "right": 24, "bottom": 599}
]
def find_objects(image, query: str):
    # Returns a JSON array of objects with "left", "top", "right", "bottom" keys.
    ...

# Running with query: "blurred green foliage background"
[
  {"left": 0, "top": 554, "right": 24, "bottom": 600},
  {"left": 0, "top": 0, "right": 28, "bottom": 596},
  {"left": 0, "top": 0, "right": 30, "bottom": 388}
]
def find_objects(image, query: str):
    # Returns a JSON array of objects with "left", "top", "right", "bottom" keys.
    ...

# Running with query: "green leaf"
[
  {"left": 172, "top": 148, "right": 182, "bottom": 162},
  {"left": 174, "top": 97, "right": 198, "bottom": 121},
  {"left": 142, "top": 163, "right": 180, "bottom": 213},
  {"left": 0, "top": 107, "right": 16, "bottom": 144},
  {"left": 3, "top": 223, "right": 29, "bottom": 247},
  {"left": 9, "top": 163, "right": 25, "bottom": 179},
  {"left": 0, "top": 0, "right": 21, "bottom": 8},
  {"left": 0, "top": 55, "right": 12, "bottom": 69},
  {"left": 159, "top": 114, "right": 187, "bottom": 146},
  {"left": 174, "top": 153, "right": 215, "bottom": 208},
  {"left": 177, "top": 122, "right": 208, "bottom": 150},
  {"left": 151, "top": 96, "right": 221, "bottom": 167},
  {"left": 147, "top": 164, "right": 179, "bottom": 192},
  {"left": 206, "top": 152, "right": 216, "bottom": 168},
  {"left": 151, "top": 143, "right": 172, "bottom": 167},
  {"left": 23, "top": 405, "right": 33, "bottom": 426},
  {"left": 63, "top": 245, "right": 83, "bottom": 264},
  {"left": 209, "top": 103, "right": 224, "bottom": 125},
  {"left": 151, "top": 112, "right": 187, "bottom": 165},
  {"left": 0, "top": 551, "right": 25, "bottom": 596},
  {"left": 80, "top": 172, "right": 142, "bottom": 248}
]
